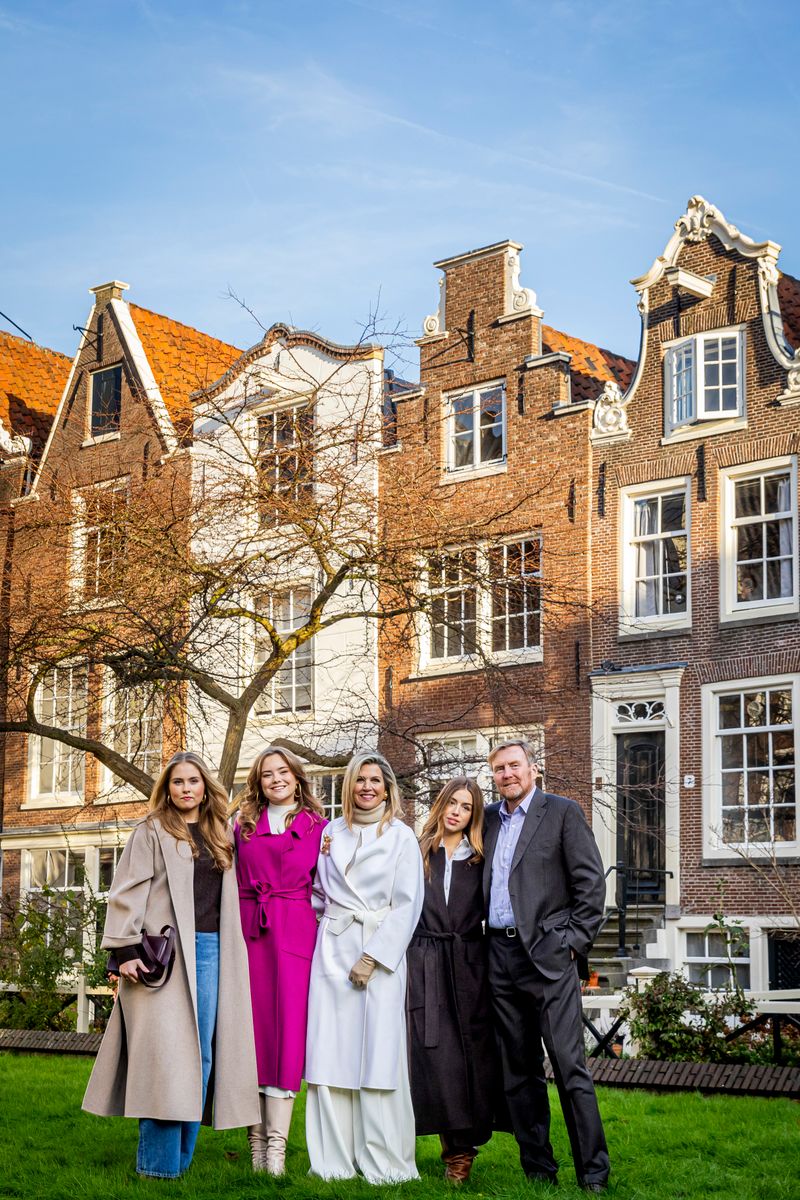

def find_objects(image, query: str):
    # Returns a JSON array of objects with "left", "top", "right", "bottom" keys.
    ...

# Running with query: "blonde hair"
[
  {"left": 340, "top": 752, "right": 404, "bottom": 836},
  {"left": 418, "top": 776, "right": 484, "bottom": 877},
  {"left": 236, "top": 745, "right": 323, "bottom": 840},
  {"left": 148, "top": 751, "right": 232, "bottom": 871}
]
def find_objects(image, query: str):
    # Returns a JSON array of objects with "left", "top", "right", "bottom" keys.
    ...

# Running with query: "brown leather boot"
[{"left": 443, "top": 1150, "right": 477, "bottom": 1185}]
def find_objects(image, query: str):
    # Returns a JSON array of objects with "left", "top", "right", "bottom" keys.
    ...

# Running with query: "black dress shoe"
[{"left": 526, "top": 1174, "right": 558, "bottom": 1187}]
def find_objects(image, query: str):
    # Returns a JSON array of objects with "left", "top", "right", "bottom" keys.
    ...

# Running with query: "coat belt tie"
[
  {"left": 239, "top": 882, "right": 310, "bottom": 938},
  {"left": 414, "top": 927, "right": 481, "bottom": 1049},
  {"left": 323, "top": 901, "right": 390, "bottom": 943}
]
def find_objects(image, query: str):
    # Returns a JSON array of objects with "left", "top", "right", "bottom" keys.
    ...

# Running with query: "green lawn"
[{"left": 0, "top": 1054, "right": 798, "bottom": 1200}]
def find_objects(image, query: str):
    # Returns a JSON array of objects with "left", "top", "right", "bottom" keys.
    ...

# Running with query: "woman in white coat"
[{"left": 305, "top": 751, "right": 424, "bottom": 1184}]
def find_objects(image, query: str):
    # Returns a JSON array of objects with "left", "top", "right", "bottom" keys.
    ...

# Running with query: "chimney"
[{"left": 89, "top": 280, "right": 130, "bottom": 306}]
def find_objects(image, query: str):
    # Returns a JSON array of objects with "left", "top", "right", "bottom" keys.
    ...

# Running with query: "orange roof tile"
[
  {"left": 0, "top": 328, "right": 70, "bottom": 458},
  {"left": 778, "top": 273, "right": 800, "bottom": 351},
  {"left": 128, "top": 304, "right": 242, "bottom": 434},
  {"left": 542, "top": 324, "right": 636, "bottom": 404}
]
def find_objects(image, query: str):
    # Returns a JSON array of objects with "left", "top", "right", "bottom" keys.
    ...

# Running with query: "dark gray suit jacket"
[{"left": 483, "top": 788, "right": 606, "bottom": 980}]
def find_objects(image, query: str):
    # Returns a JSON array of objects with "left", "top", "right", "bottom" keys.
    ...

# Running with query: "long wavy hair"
[
  {"left": 148, "top": 751, "right": 232, "bottom": 871},
  {"left": 236, "top": 745, "right": 323, "bottom": 840},
  {"left": 340, "top": 751, "right": 404, "bottom": 837},
  {"left": 418, "top": 776, "right": 484, "bottom": 878}
]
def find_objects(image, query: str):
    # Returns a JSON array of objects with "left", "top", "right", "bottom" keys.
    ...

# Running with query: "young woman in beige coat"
[{"left": 83, "top": 751, "right": 259, "bottom": 1179}]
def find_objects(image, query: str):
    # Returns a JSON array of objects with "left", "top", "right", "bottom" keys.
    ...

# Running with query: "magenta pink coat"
[{"left": 235, "top": 807, "right": 327, "bottom": 1090}]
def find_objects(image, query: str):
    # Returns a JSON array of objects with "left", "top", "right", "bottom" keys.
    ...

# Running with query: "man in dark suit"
[{"left": 484, "top": 739, "right": 609, "bottom": 1192}]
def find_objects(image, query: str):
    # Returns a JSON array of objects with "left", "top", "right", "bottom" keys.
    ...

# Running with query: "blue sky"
[{"left": 1, "top": 0, "right": 798, "bottom": 373}]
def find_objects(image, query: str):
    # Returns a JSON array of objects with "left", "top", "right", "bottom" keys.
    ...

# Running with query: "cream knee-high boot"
[
  {"left": 264, "top": 1096, "right": 294, "bottom": 1175},
  {"left": 247, "top": 1094, "right": 268, "bottom": 1172}
]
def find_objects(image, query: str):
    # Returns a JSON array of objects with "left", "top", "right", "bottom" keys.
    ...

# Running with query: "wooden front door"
[{"left": 616, "top": 731, "right": 666, "bottom": 902}]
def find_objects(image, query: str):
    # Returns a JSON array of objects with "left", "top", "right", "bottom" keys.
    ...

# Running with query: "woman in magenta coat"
[{"left": 234, "top": 745, "right": 326, "bottom": 1175}]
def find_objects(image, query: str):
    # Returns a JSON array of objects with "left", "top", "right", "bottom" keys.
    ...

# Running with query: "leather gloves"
[{"left": 348, "top": 953, "right": 377, "bottom": 988}]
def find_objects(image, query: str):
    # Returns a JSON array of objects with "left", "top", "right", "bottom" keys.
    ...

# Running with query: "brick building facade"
[
  {"left": 2, "top": 200, "right": 798, "bottom": 992},
  {"left": 588, "top": 197, "right": 800, "bottom": 989},
  {"left": 0, "top": 282, "right": 240, "bottom": 916}
]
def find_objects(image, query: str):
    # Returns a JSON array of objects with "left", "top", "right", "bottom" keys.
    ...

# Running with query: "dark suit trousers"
[{"left": 488, "top": 935, "right": 609, "bottom": 1184}]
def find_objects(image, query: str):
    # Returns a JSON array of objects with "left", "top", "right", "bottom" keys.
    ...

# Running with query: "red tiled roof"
[
  {"left": 542, "top": 325, "right": 636, "bottom": 404},
  {"left": 778, "top": 273, "right": 800, "bottom": 351},
  {"left": 129, "top": 305, "right": 242, "bottom": 433},
  {"left": 0, "top": 328, "right": 70, "bottom": 458}
]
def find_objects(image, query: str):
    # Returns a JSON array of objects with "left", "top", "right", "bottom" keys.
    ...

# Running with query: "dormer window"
[
  {"left": 90, "top": 365, "right": 122, "bottom": 437},
  {"left": 664, "top": 329, "right": 744, "bottom": 433}
]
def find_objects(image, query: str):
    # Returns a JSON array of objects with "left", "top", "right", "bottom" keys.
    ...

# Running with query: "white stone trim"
[
  {"left": 110, "top": 299, "right": 178, "bottom": 453},
  {"left": 30, "top": 303, "right": 96, "bottom": 494},
  {"left": 590, "top": 665, "right": 684, "bottom": 908}
]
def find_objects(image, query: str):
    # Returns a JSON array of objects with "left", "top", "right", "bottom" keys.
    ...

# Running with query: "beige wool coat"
[{"left": 82, "top": 817, "right": 260, "bottom": 1128}]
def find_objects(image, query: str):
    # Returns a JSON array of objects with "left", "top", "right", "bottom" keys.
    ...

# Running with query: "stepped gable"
[
  {"left": 0, "top": 328, "right": 70, "bottom": 458},
  {"left": 778, "top": 272, "right": 800, "bottom": 350},
  {"left": 128, "top": 304, "right": 242, "bottom": 434},
  {"left": 542, "top": 324, "right": 636, "bottom": 404}
]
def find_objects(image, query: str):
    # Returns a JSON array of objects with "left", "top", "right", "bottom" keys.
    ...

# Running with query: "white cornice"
[
  {"left": 111, "top": 299, "right": 178, "bottom": 453},
  {"left": 433, "top": 240, "right": 523, "bottom": 271}
]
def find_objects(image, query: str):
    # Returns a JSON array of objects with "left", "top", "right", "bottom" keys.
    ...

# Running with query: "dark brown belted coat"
[{"left": 407, "top": 848, "right": 503, "bottom": 1140}]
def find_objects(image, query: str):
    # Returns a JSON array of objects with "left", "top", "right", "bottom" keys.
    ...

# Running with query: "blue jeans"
[{"left": 136, "top": 932, "right": 220, "bottom": 1179}]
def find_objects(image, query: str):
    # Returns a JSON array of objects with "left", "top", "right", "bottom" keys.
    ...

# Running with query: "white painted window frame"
[
  {"left": 701, "top": 671, "right": 800, "bottom": 860},
  {"left": 99, "top": 674, "right": 163, "bottom": 801},
  {"left": 27, "top": 662, "right": 88, "bottom": 805},
  {"left": 70, "top": 477, "right": 130, "bottom": 602},
  {"left": 443, "top": 378, "right": 507, "bottom": 479},
  {"left": 619, "top": 476, "right": 692, "bottom": 636},
  {"left": 719, "top": 456, "right": 798, "bottom": 623},
  {"left": 87, "top": 363, "right": 123, "bottom": 440},
  {"left": 253, "top": 584, "right": 315, "bottom": 717},
  {"left": 418, "top": 536, "right": 543, "bottom": 676},
  {"left": 663, "top": 326, "right": 746, "bottom": 436}
]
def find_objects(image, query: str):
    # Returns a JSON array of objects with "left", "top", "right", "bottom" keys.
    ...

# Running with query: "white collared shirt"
[{"left": 440, "top": 835, "right": 472, "bottom": 902}]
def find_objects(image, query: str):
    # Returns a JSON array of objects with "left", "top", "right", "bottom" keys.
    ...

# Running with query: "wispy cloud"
[{"left": 216, "top": 63, "right": 666, "bottom": 204}]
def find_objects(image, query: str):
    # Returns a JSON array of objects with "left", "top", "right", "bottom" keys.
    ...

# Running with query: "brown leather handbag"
[{"left": 107, "top": 925, "right": 176, "bottom": 989}]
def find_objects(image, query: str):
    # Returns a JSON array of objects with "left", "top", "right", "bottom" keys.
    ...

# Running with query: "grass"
[{"left": 0, "top": 1054, "right": 798, "bottom": 1200}]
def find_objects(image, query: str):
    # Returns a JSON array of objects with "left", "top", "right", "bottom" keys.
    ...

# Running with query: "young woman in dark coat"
[{"left": 407, "top": 777, "right": 497, "bottom": 1184}]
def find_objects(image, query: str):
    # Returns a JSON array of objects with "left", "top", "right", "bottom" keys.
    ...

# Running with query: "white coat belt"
[{"left": 324, "top": 902, "right": 390, "bottom": 940}]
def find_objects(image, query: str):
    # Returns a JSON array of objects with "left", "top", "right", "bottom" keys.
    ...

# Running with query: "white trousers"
[{"left": 306, "top": 1056, "right": 419, "bottom": 1184}]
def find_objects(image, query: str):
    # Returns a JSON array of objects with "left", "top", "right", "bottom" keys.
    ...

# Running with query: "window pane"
[
  {"left": 737, "top": 564, "right": 763, "bottom": 603},
  {"left": 663, "top": 574, "right": 687, "bottom": 613},
  {"left": 720, "top": 736, "right": 743, "bottom": 769},
  {"left": 765, "top": 473, "right": 791, "bottom": 514},
  {"left": 766, "top": 556, "right": 793, "bottom": 600},
  {"left": 453, "top": 434, "right": 473, "bottom": 469},
  {"left": 636, "top": 579, "right": 657, "bottom": 617},
  {"left": 718, "top": 694, "right": 741, "bottom": 729},
  {"left": 721, "top": 771, "right": 744, "bottom": 805},
  {"left": 769, "top": 690, "right": 792, "bottom": 725},
  {"left": 744, "top": 693, "right": 767, "bottom": 727},
  {"left": 722, "top": 808, "right": 745, "bottom": 842},
  {"left": 661, "top": 494, "right": 685, "bottom": 532},
  {"left": 99, "top": 848, "right": 117, "bottom": 891},
  {"left": 686, "top": 932, "right": 705, "bottom": 957},
  {"left": 736, "top": 524, "right": 762, "bottom": 562},
  {"left": 634, "top": 498, "right": 658, "bottom": 537},
  {"left": 746, "top": 732, "right": 769, "bottom": 768},
  {"left": 735, "top": 479, "right": 761, "bottom": 519},
  {"left": 663, "top": 536, "right": 687, "bottom": 574},
  {"left": 774, "top": 807, "right": 797, "bottom": 841},
  {"left": 772, "top": 731, "right": 795, "bottom": 765}
]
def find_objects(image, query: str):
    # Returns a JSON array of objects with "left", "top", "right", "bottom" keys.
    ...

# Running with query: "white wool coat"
[
  {"left": 305, "top": 816, "right": 424, "bottom": 1091},
  {"left": 82, "top": 817, "right": 260, "bottom": 1128}
]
